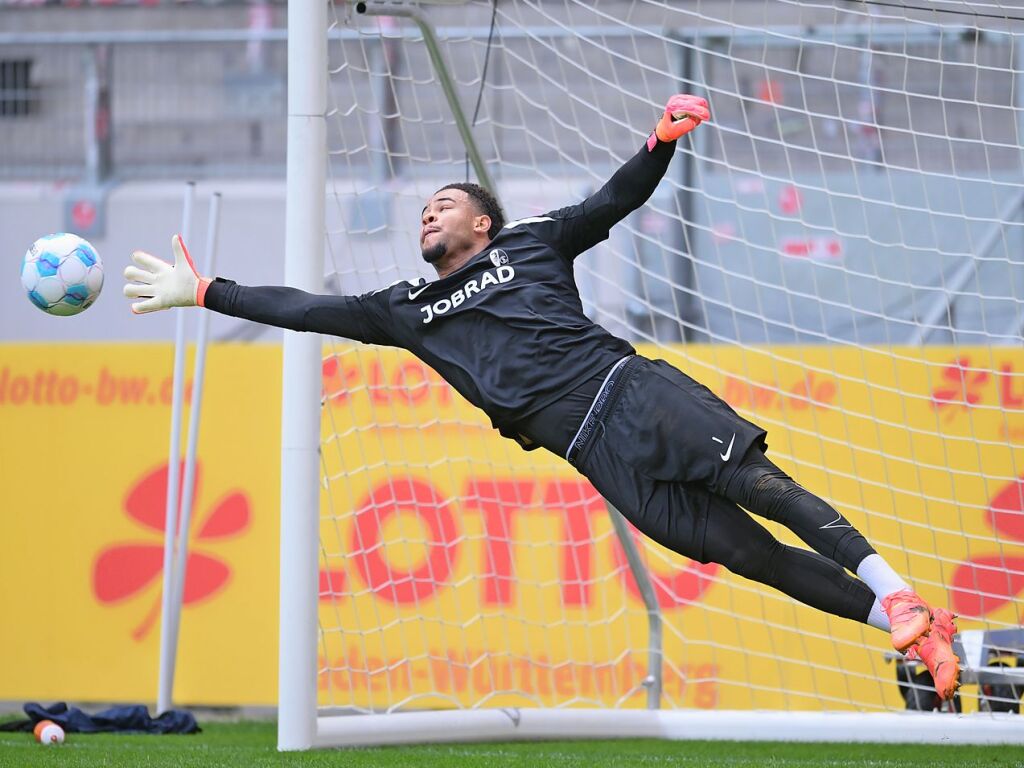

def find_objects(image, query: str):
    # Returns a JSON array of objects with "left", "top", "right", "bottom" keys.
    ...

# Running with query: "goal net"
[{"left": 281, "top": 0, "right": 1024, "bottom": 749}]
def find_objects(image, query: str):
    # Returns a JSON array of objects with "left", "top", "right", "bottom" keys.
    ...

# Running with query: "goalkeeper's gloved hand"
[
  {"left": 123, "top": 235, "right": 211, "bottom": 314},
  {"left": 649, "top": 94, "right": 710, "bottom": 150}
]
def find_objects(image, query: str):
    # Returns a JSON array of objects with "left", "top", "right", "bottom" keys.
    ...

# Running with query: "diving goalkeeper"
[{"left": 124, "top": 94, "right": 960, "bottom": 700}]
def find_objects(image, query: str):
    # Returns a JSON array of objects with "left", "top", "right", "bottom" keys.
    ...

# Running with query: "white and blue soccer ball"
[{"left": 21, "top": 233, "right": 104, "bottom": 316}]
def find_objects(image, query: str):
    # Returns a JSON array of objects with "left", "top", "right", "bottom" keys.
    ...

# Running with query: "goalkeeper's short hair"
[{"left": 436, "top": 182, "right": 506, "bottom": 240}]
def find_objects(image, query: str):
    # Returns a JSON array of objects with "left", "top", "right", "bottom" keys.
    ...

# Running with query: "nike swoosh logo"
[
  {"left": 819, "top": 513, "right": 853, "bottom": 530},
  {"left": 408, "top": 284, "right": 428, "bottom": 300},
  {"left": 720, "top": 434, "right": 735, "bottom": 462}
]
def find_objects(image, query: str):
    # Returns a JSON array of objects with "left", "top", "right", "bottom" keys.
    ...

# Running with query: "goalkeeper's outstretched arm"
[
  {"left": 594, "top": 94, "right": 709, "bottom": 216},
  {"left": 123, "top": 235, "right": 392, "bottom": 344},
  {"left": 547, "top": 94, "right": 709, "bottom": 257}
]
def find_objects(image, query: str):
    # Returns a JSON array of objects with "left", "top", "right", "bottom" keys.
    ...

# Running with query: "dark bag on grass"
[{"left": 0, "top": 701, "right": 200, "bottom": 734}]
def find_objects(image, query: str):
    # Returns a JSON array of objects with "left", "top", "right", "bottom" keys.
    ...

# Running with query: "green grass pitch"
[{"left": 2, "top": 721, "right": 1024, "bottom": 767}]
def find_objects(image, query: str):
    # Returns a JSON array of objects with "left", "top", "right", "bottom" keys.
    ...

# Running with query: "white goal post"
[
  {"left": 279, "top": 0, "right": 327, "bottom": 749},
  {"left": 280, "top": 0, "right": 1024, "bottom": 750}
]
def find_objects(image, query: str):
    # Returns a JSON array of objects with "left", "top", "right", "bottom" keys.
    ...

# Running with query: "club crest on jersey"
[
  {"left": 419, "top": 264, "right": 516, "bottom": 324},
  {"left": 489, "top": 249, "right": 509, "bottom": 267}
]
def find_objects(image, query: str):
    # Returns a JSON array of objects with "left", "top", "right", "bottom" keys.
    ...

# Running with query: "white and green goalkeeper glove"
[{"left": 123, "top": 234, "right": 211, "bottom": 314}]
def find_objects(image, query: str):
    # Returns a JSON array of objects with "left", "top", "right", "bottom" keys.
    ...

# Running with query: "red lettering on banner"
[
  {"left": 751, "top": 382, "right": 775, "bottom": 410},
  {"left": 0, "top": 369, "right": 86, "bottom": 405},
  {"left": 320, "top": 646, "right": 719, "bottom": 705},
  {"left": 951, "top": 473, "right": 1024, "bottom": 617},
  {"left": 366, "top": 655, "right": 386, "bottom": 691},
  {"left": 330, "top": 474, "right": 719, "bottom": 611},
  {"left": 952, "top": 554, "right": 1024, "bottom": 617},
  {"left": 542, "top": 480, "right": 607, "bottom": 606},
  {"left": 463, "top": 479, "right": 537, "bottom": 606},
  {"left": 58, "top": 375, "right": 78, "bottom": 404},
  {"left": 322, "top": 356, "right": 362, "bottom": 405},
  {"left": 787, "top": 373, "right": 836, "bottom": 410},
  {"left": 1000, "top": 422, "right": 1024, "bottom": 443},
  {"left": 988, "top": 477, "right": 1024, "bottom": 541},
  {"left": 931, "top": 357, "right": 988, "bottom": 420},
  {"left": 533, "top": 654, "right": 554, "bottom": 696},
  {"left": 393, "top": 361, "right": 430, "bottom": 405},
  {"left": 724, "top": 376, "right": 770, "bottom": 409},
  {"left": 430, "top": 650, "right": 471, "bottom": 693},
  {"left": 554, "top": 664, "right": 574, "bottom": 696},
  {"left": 351, "top": 477, "right": 459, "bottom": 605},
  {"left": 323, "top": 356, "right": 454, "bottom": 408},
  {"left": 723, "top": 373, "right": 836, "bottom": 412},
  {"left": 363, "top": 359, "right": 384, "bottom": 403},
  {"left": 98, "top": 368, "right": 149, "bottom": 405},
  {"left": 515, "top": 658, "right": 536, "bottom": 694},
  {"left": 691, "top": 663, "right": 719, "bottom": 708},
  {"left": 999, "top": 364, "right": 1024, "bottom": 409},
  {"left": 613, "top": 525, "right": 719, "bottom": 609},
  {"left": 319, "top": 568, "right": 347, "bottom": 602}
]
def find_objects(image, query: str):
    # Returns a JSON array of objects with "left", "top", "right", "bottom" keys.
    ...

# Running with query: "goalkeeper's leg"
[
  {"left": 700, "top": 496, "right": 959, "bottom": 698},
  {"left": 699, "top": 492, "right": 876, "bottom": 623},
  {"left": 720, "top": 448, "right": 928, "bottom": 638},
  {"left": 721, "top": 446, "right": 875, "bottom": 573},
  {"left": 718, "top": 446, "right": 960, "bottom": 697},
  {"left": 581, "top": 436, "right": 877, "bottom": 624}
]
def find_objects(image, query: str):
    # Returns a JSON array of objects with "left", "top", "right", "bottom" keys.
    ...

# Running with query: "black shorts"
[{"left": 572, "top": 356, "right": 767, "bottom": 560}]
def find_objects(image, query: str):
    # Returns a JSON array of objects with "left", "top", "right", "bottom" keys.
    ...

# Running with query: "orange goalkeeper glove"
[
  {"left": 123, "top": 234, "right": 211, "bottom": 314},
  {"left": 648, "top": 94, "right": 710, "bottom": 150}
]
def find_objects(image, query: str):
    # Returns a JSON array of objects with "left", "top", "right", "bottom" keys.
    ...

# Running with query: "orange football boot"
[
  {"left": 881, "top": 588, "right": 931, "bottom": 652},
  {"left": 907, "top": 607, "right": 961, "bottom": 701}
]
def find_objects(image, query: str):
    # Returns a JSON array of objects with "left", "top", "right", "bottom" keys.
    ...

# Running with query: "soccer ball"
[{"left": 21, "top": 233, "right": 104, "bottom": 316}]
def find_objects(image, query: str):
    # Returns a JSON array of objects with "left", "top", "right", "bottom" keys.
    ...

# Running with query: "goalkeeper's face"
[{"left": 420, "top": 188, "right": 491, "bottom": 267}]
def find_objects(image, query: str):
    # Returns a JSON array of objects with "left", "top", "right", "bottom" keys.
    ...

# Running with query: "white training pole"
[
  {"left": 165, "top": 191, "right": 223, "bottom": 703},
  {"left": 278, "top": 0, "right": 326, "bottom": 752},
  {"left": 158, "top": 181, "right": 195, "bottom": 715}
]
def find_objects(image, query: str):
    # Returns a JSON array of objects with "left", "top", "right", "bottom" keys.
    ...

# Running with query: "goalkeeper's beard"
[{"left": 421, "top": 239, "right": 448, "bottom": 265}]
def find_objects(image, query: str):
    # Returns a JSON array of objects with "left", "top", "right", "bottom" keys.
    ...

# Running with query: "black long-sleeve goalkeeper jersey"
[{"left": 205, "top": 137, "right": 677, "bottom": 445}]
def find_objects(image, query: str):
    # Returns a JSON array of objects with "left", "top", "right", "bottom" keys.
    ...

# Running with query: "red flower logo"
[
  {"left": 951, "top": 474, "right": 1024, "bottom": 617},
  {"left": 92, "top": 462, "right": 251, "bottom": 640},
  {"left": 931, "top": 357, "right": 989, "bottom": 421}
]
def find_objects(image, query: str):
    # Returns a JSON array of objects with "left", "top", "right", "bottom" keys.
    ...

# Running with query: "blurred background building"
[{"left": 1, "top": 0, "right": 1021, "bottom": 345}]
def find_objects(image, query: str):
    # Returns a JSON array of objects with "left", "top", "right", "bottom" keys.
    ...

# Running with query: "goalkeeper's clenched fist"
[
  {"left": 649, "top": 94, "right": 710, "bottom": 150},
  {"left": 123, "top": 234, "right": 211, "bottom": 314}
]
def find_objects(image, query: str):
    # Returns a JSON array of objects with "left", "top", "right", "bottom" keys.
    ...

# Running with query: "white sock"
[
  {"left": 866, "top": 600, "right": 891, "bottom": 631},
  {"left": 856, "top": 554, "right": 910, "bottom": 601}
]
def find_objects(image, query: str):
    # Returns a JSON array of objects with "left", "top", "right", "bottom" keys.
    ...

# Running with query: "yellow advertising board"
[
  {"left": 1, "top": 343, "right": 1022, "bottom": 711},
  {"left": 0, "top": 344, "right": 281, "bottom": 706}
]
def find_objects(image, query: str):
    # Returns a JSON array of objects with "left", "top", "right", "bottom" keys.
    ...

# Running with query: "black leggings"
[
  {"left": 723, "top": 448, "right": 875, "bottom": 571},
  {"left": 700, "top": 448, "right": 878, "bottom": 623},
  {"left": 542, "top": 360, "right": 882, "bottom": 625}
]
